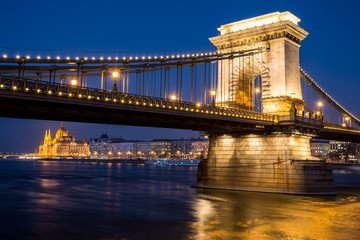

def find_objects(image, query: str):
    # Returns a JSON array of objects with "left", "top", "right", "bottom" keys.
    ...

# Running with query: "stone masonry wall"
[{"left": 197, "top": 134, "right": 335, "bottom": 195}]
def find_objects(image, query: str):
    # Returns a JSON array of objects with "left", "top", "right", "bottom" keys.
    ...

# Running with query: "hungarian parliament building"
[{"left": 38, "top": 123, "right": 90, "bottom": 158}]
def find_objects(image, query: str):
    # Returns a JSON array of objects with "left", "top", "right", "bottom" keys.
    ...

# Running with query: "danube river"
[{"left": 0, "top": 159, "right": 360, "bottom": 240}]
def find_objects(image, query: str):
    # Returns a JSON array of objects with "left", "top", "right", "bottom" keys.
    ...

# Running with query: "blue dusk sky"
[{"left": 0, "top": 0, "right": 359, "bottom": 152}]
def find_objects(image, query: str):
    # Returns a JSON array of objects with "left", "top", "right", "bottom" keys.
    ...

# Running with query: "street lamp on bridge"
[
  {"left": 317, "top": 101, "right": 323, "bottom": 119},
  {"left": 210, "top": 89, "right": 216, "bottom": 106},
  {"left": 70, "top": 79, "right": 78, "bottom": 86},
  {"left": 112, "top": 70, "right": 119, "bottom": 92}
]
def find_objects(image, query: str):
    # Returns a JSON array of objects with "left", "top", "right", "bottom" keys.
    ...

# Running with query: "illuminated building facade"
[
  {"left": 329, "top": 140, "right": 358, "bottom": 161},
  {"left": 38, "top": 123, "right": 89, "bottom": 158},
  {"left": 310, "top": 139, "right": 329, "bottom": 159},
  {"left": 89, "top": 134, "right": 209, "bottom": 159}
]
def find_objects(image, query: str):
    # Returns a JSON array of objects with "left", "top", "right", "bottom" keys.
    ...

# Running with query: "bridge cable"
[{"left": 300, "top": 68, "right": 360, "bottom": 127}]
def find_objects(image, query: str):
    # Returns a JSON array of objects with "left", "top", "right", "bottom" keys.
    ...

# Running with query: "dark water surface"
[{"left": 1, "top": 160, "right": 360, "bottom": 240}]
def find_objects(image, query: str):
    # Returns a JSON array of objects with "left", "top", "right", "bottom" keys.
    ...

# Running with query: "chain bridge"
[{"left": 1, "top": 11, "right": 359, "bottom": 195}]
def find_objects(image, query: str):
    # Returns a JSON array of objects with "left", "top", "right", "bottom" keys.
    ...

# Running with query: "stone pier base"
[{"left": 197, "top": 134, "right": 335, "bottom": 195}]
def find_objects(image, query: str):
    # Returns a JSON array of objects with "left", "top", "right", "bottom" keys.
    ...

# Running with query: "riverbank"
[{"left": 36, "top": 158, "right": 146, "bottom": 164}]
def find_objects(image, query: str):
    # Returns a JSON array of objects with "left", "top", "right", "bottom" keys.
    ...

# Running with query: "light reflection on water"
[{"left": 0, "top": 159, "right": 359, "bottom": 240}]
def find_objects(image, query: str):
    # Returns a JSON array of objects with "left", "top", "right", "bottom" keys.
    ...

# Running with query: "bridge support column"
[{"left": 197, "top": 134, "right": 335, "bottom": 195}]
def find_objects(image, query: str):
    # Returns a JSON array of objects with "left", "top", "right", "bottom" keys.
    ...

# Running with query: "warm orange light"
[
  {"left": 170, "top": 95, "right": 176, "bottom": 101},
  {"left": 70, "top": 79, "right": 78, "bottom": 86},
  {"left": 345, "top": 117, "right": 349, "bottom": 121},
  {"left": 196, "top": 103, "right": 201, "bottom": 107},
  {"left": 112, "top": 71, "right": 119, "bottom": 78},
  {"left": 255, "top": 88, "right": 260, "bottom": 93},
  {"left": 316, "top": 111, "right": 320, "bottom": 115},
  {"left": 290, "top": 92, "right": 296, "bottom": 98},
  {"left": 210, "top": 89, "right": 216, "bottom": 96},
  {"left": 317, "top": 101, "right": 323, "bottom": 107},
  {"left": 342, "top": 123, "right": 346, "bottom": 127}
]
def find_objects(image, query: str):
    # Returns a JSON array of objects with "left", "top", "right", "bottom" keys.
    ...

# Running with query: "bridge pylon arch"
[{"left": 210, "top": 11, "right": 308, "bottom": 116}]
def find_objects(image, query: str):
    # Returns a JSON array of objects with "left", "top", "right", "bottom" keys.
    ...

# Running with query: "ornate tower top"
[{"left": 217, "top": 11, "right": 301, "bottom": 35}]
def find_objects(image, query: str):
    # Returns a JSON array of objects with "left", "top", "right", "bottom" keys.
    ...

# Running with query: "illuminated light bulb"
[
  {"left": 170, "top": 95, "right": 176, "bottom": 101},
  {"left": 135, "top": 57, "right": 138, "bottom": 60},
  {"left": 210, "top": 90, "right": 216, "bottom": 96},
  {"left": 76, "top": 57, "right": 79, "bottom": 60},
  {"left": 59, "top": 92, "right": 63, "bottom": 95},
  {"left": 115, "top": 57, "right": 119, "bottom": 60},
  {"left": 78, "top": 94, "right": 82, "bottom": 98},
  {"left": 70, "top": 79, "right": 78, "bottom": 86},
  {"left": 100, "top": 57, "right": 104, "bottom": 60},
  {"left": 37, "top": 56, "right": 41, "bottom": 59},
  {"left": 154, "top": 56, "right": 157, "bottom": 59},
  {"left": 129, "top": 57, "right": 133, "bottom": 60},
  {"left": 148, "top": 56, "right": 151, "bottom": 59},
  {"left": 84, "top": 57, "right": 88, "bottom": 60},
  {"left": 290, "top": 92, "right": 296, "bottom": 98},
  {"left": 112, "top": 71, "right": 119, "bottom": 78},
  {"left": 196, "top": 103, "right": 201, "bottom": 107},
  {"left": 47, "top": 56, "right": 50, "bottom": 59},
  {"left": 56, "top": 56, "right": 60, "bottom": 60},
  {"left": 142, "top": 56, "right": 145, "bottom": 60},
  {"left": 108, "top": 57, "right": 111, "bottom": 60},
  {"left": 317, "top": 101, "right": 323, "bottom": 107},
  {"left": 3, "top": 54, "right": 7, "bottom": 58},
  {"left": 12, "top": 86, "right": 17, "bottom": 90},
  {"left": 66, "top": 57, "right": 70, "bottom": 60},
  {"left": 26, "top": 56, "right": 30, "bottom": 59},
  {"left": 123, "top": 57, "right": 126, "bottom": 60},
  {"left": 16, "top": 55, "right": 20, "bottom": 59},
  {"left": 255, "top": 88, "right": 260, "bottom": 93},
  {"left": 92, "top": 57, "right": 95, "bottom": 60},
  {"left": 345, "top": 117, "right": 349, "bottom": 121}
]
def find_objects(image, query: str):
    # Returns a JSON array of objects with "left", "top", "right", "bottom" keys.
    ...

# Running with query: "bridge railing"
[{"left": 0, "top": 75, "right": 275, "bottom": 122}]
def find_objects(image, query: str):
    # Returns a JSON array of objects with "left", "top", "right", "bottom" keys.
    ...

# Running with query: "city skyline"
[{"left": 1, "top": 0, "right": 360, "bottom": 152}]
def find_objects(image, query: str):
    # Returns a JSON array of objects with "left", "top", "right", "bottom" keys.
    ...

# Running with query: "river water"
[{"left": 0, "top": 159, "right": 360, "bottom": 240}]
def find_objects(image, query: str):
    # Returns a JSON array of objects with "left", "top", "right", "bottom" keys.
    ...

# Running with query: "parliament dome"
[{"left": 55, "top": 122, "right": 68, "bottom": 139}]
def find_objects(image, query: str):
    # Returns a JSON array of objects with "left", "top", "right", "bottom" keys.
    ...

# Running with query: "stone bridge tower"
[
  {"left": 209, "top": 11, "right": 308, "bottom": 115},
  {"left": 197, "top": 12, "right": 335, "bottom": 195}
]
